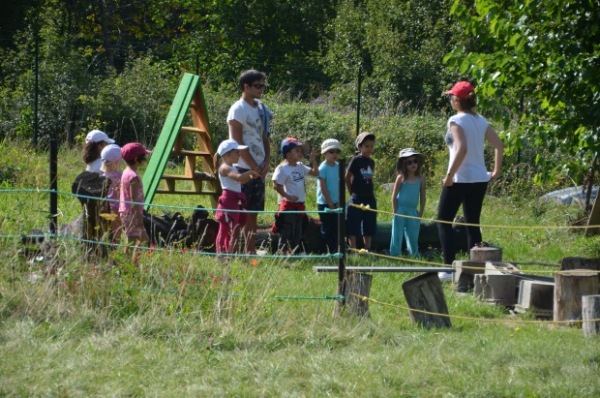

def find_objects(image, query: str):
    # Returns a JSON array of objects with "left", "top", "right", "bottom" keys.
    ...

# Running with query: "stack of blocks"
[{"left": 453, "top": 245, "right": 555, "bottom": 317}]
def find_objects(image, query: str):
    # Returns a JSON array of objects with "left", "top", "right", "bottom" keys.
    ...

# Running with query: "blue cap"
[{"left": 281, "top": 137, "right": 303, "bottom": 156}]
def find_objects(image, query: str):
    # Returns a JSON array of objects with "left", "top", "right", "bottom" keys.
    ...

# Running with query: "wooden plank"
[
  {"left": 313, "top": 266, "right": 454, "bottom": 273},
  {"left": 161, "top": 174, "right": 217, "bottom": 182},
  {"left": 143, "top": 73, "right": 201, "bottom": 207},
  {"left": 402, "top": 272, "right": 452, "bottom": 328},
  {"left": 582, "top": 295, "right": 600, "bottom": 337},
  {"left": 586, "top": 195, "right": 600, "bottom": 235}
]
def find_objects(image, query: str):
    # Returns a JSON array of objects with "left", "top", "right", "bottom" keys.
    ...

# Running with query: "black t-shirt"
[{"left": 347, "top": 154, "right": 375, "bottom": 198}]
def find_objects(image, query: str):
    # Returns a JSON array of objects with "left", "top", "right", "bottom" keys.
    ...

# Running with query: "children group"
[
  {"left": 83, "top": 128, "right": 427, "bottom": 258},
  {"left": 82, "top": 130, "right": 151, "bottom": 250},
  {"left": 214, "top": 132, "right": 426, "bottom": 257}
]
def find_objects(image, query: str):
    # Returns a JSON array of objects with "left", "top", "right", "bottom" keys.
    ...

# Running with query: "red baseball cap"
[
  {"left": 122, "top": 142, "right": 151, "bottom": 161},
  {"left": 444, "top": 81, "right": 475, "bottom": 99}
]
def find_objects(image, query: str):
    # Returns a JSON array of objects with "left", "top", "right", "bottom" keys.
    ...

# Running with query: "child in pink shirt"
[{"left": 119, "top": 142, "right": 151, "bottom": 250}]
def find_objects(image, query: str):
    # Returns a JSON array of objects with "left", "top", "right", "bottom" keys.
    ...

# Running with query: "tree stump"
[
  {"left": 470, "top": 246, "right": 502, "bottom": 262},
  {"left": 560, "top": 257, "right": 600, "bottom": 284},
  {"left": 402, "top": 272, "right": 451, "bottom": 328},
  {"left": 554, "top": 270, "right": 600, "bottom": 326},
  {"left": 335, "top": 272, "right": 372, "bottom": 317},
  {"left": 582, "top": 295, "right": 600, "bottom": 337}
]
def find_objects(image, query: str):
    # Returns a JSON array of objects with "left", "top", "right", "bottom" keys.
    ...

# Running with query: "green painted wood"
[{"left": 143, "top": 73, "right": 200, "bottom": 208}]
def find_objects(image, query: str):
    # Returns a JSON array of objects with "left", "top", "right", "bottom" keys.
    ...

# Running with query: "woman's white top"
[{"left": 445, "top": 113, "right": 491, "bottom": 183}]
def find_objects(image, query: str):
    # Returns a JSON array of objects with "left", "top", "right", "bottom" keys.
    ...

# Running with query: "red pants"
[{"left": 215, "top": 190, "right": 247, "bottom": 254}]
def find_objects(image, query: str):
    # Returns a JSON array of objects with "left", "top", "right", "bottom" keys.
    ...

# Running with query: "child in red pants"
[{"left": 214, "top": 139, "right": 260, "bottom": 254}]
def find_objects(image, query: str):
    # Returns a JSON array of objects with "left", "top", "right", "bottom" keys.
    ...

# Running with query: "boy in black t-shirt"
[{"left": 345, "top": 132, "right": 376, "bottom": 250}]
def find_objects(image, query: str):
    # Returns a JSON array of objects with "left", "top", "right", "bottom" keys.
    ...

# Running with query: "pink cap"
[{"left": 122, "top": 142, "right": 151, "bottom": 161}]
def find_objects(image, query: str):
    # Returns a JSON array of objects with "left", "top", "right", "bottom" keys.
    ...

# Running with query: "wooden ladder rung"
[
  {"left": 156, "top": 189, "right": 219, "bottom": 196},
  {"left": 177, "top": 149, "right": 213, "bottom": 157},
  {"left": 180, "top": 126, "right": 208, "bottom": 135},
  {"left": 161, "top": 172, "right": 217, "bottom": 182}
]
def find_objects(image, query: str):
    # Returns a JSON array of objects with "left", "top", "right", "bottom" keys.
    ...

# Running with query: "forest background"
[
  {"left": 1, "top": 0, "right": 600, "bottom": 195},
  {"left": 3, "top": 2, "right": 600, "bottom": 395}
]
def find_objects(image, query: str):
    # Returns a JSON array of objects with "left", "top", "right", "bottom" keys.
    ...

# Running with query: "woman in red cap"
[{"left": 437, "top": 81, "right": 504, "bottom": 277}]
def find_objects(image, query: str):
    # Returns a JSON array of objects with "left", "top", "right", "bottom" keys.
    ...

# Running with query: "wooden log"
[
  {"left": 402, "top": 272, "right": 451, "bottom": 328},
  {"left": 582, "top": 295, "right": 600, "bottom": 337},
  {"left": 335, "top": 272, "right": 372, "bottom": 317},
  {"left": 313, "top": 266, "right": 454, "bottom": 273},
  {"left": 554, "top": 270, "right": 600, "bottom": 326},
  {"left": 470, "top": 246, "right": 502, "bottom": 262}
]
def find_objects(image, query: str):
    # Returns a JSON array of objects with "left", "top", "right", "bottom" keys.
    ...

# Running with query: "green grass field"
[{"left": 2, "top": 141, "right": 600, "bottom": 397}]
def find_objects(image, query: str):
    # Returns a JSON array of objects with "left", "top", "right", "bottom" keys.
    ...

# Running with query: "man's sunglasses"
[
  {"left": 327, "top": 150, "right": 341, "bottom": 154},
  {"left": 251, "top": 83, "right": 267, "bottom": 89}
]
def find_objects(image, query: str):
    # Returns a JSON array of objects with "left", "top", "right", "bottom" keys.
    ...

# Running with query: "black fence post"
[{"left": 337, "top": 158, "right": 346, "bottom": 305}]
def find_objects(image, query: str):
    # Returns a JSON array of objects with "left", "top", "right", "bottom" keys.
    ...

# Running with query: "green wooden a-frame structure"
[{"left": 143, "top": 73, "right": 219, "bottom": 209}]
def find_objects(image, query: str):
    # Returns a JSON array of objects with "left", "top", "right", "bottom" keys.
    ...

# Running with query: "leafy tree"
[
  {"left": 446, "top": 0, "right": 600, "bottom": 186},
  {"left": 322, "top": 0, "right": 459, "bottom": 114},
  {"left": 174, "top": 0, "right": 336, "bottom": 96}
]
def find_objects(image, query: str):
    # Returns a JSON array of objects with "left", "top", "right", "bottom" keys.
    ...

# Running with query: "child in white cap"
[
  {"left": 83, "top": 129, "right": 114, "bottom": 173},
  {"left": 100, "top": 144, "right": 123, "bottom": 239},
  {"left": 214, "top": 139, "right": 260, "bottom": 254},
  {"left": 316, "top": 138, "right": 342, "bottom": 253},
  {"left": 389, "top": 148, "right": 426, "bottom": 257}
]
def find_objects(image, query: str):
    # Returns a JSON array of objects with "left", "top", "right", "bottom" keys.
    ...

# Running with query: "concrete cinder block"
[
  {"left": 452, "top": 260, "right": 486, "bottom": 292},
  {"left": 515, "top": 280, "right": 555, "bottom": 318},
  {"left": 474, "top": 274, "right": 519, "bottom": 306}
]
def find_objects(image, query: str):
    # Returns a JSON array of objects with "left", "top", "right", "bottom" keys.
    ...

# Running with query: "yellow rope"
[
  {"left": 347, "top": 248, "right": 600, "bottom": 274},
  {"left": 348, "top": 203, "right": 600, "bottom": 230},
  {"left": 350, "top": 293, "right": 600, "bottom": 325}
]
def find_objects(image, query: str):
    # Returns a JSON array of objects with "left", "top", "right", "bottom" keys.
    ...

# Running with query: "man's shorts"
[
  {"left": 238, "top": 169, "right": 265, "bottom": 211},
  {"left": 346, "top": 195, "right": 377, "bottom": 237}
]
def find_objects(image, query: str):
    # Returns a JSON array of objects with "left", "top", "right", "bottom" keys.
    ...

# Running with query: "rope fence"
[
  {"left": 5, "top": 187, "right": 600, "bottom": 327},
  {"left": 350, "top": 293, "right": 600, "bottom": 326},
  {"left": 1, "top": 188, "right": 596, "bottom": 270}
]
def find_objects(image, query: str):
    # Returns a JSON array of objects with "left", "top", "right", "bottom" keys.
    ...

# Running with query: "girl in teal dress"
[{"left": 390, "top": 148, "right": 426, "bottom": 257}]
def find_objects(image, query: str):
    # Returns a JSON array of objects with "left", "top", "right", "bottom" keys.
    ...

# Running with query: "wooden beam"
[{"left": 314, "top": 266, "right": 454, "bottom": 273}]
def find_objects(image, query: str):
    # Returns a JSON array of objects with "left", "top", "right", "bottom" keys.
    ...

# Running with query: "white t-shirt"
[
  {"left": 218, "top": 164, "right": 242, "bottom": 193},
  {"left": 86, "top": 158, "right": 103, "bottom": 173},
  {"left": 445, "top": 113, "right": 490, "bottom": 183},
  {"left": 272, "top": 162, "right": 312, "bottom": 203},
  {"left": 227, "top": 99, "right": 266, "bottom": 169}
]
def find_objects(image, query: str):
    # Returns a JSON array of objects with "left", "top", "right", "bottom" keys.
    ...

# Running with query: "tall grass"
[{"left": 2, "top": 130, "right": 600, "bottom": 396}]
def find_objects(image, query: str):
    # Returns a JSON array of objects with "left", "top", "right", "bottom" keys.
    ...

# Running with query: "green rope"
[
  {"left": 0, "top": 188, "right": 344, "bottom": 215},
  {"left": 1, "top": 232, "right": 345, "bottom": 260}
]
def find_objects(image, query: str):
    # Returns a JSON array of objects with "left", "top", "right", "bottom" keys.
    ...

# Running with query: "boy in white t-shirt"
[{"left": 272, "top": 137, "right": 318, "bottom": 253}]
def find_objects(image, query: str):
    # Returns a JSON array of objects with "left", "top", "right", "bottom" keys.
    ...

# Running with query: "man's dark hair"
[{"left": 239, "top": 69, "right": 267, "bottom": 90}]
